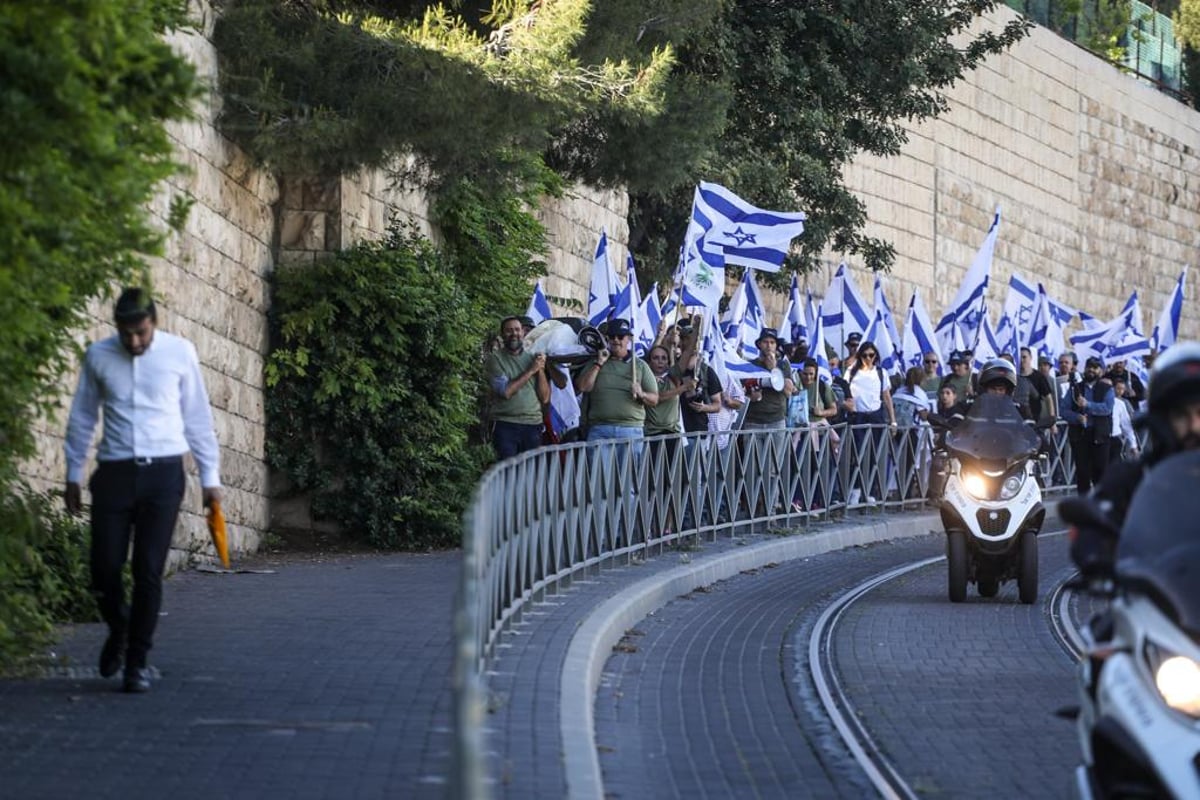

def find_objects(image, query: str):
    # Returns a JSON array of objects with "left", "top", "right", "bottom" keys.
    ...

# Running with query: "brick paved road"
[
  {"left": 595, "top": 531, "right": 1081, "bottom": 799},
  {"left": 0, "top": 551, "right": 459, "bottom": 800},
  {"left": 833, "top": 532, "right": 1079, "bottom": 797}
]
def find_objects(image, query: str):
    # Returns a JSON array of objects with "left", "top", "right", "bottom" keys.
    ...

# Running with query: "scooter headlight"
[
  {"left": 961, "top": 473, "right": 989, "bottom": 500},
  {"left": 1145, "top": 640, "right": 1200, "bottom": 718},
  {"left": 999, "top": 473, "right": 1025, "bottom": 500}
]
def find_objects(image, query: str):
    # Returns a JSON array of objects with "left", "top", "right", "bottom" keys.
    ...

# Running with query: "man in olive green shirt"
[
  {"left": 487, "top": 315, "right": 551, "bottom": 459},
  {"left": 575, "top": 318, "right": 659, "bottom": 440}
]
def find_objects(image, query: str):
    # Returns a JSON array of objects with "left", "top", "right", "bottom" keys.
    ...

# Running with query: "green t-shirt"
[
  {"left": 743, "top": 359, "right": 793, "bottom": 425},
  {"left": 584, "top": 357, "right": 659, "bottom": 427},
  {"left": 643, "top": 369, "right": 681, "bottom": 435},
  {"left": 487, "top": 349, "right": 542, "bottom": 425}
]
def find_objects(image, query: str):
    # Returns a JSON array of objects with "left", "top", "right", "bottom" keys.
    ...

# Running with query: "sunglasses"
[
  {"left": 924, "top": 359, "right": 939, "bottom": 365},
  {"left": 860, "top": 351, "right": 877, "bottom": 358}
]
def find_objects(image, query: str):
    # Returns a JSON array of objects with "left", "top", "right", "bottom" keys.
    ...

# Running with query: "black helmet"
[
  {"left": 1147, "top": 342, "right": 1200, "bottom": 416},
  {"left": 978, "top": 358, "right": 1017, "bottom": 394}
]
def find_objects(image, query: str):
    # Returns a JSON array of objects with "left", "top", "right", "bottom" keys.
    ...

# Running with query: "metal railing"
[{"left": 452, "top": 421, "right": 1081, "bottom": 797}]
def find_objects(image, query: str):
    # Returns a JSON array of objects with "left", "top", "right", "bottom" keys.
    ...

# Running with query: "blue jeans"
[{"left": 492, "top": 420, "right": 543, "bottom": 460}]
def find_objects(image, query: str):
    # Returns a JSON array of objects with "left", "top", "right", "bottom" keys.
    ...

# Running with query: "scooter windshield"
[
  {"left": 944, "top": 393, "right": 1041, "bottom": 464},
  {"left": 1117, "top": 450, "right": 1200, "bottom": 635}
]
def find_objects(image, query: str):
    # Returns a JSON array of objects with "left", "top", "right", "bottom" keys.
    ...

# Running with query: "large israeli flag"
[
  {"left": 525, "top": 280, "right": 553, "bottom": 325},
  {"left": 1151, "top": 267, "right": 1188, "bottom": 351},
  {"left": 901, "top": 290, "right": 943, "bottom": 375},
  {"left": 936, "top": 207, "right": 999, "bottom": 355},
  {"left": 809, "top": 303, "right": 833, "bottom": 384},
  {"left": 1001, "top": 272, "right": 1038, "bottom": 347},
  {"left": 681, "top": 182, "right": 807, "bottom": 310},
  {"left": 695, "top": 181, "right": 807, "bottom": 273},
  {"left": 821, "top": 262, "right": 871, "bottom": 355},
  {"left": 587, "top": 230, "right": 622, "bottom": 326}
]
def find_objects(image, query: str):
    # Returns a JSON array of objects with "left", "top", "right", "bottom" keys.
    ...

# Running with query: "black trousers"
[
  {"left": 1068, "top": 428, "right": 1111, "bottom": 495},
  {"left": 89, "top": 459, "right": 185, "bottom": 667}
]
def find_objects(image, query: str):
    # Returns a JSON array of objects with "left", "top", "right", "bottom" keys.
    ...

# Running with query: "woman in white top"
[{"left": 841, "top": 342, "right": 897, "bottom": 504}]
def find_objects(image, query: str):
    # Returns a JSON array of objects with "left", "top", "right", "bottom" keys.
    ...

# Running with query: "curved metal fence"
[{"left": 452, "top": 422, "right": 1081, "bottom": 797}]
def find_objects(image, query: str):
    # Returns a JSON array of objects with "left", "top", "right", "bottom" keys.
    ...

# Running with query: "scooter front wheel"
[{"left": 947, "top": 530, "right": 968, "bottom": 603}]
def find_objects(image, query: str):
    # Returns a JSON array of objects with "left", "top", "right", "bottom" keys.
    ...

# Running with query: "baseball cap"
[{"left": 607, "top": 318, "right": 634, "bottom": 339}]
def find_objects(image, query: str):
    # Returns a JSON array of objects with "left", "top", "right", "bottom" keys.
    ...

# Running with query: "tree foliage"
[
  {"left": 214, "top": 1, "right": 1028, "bottom": 285},
  {"left": 0, "top": 0, "right": 197, "bottom": 482}
]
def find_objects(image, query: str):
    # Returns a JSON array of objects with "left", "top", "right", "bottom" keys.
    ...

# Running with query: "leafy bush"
[
  {"left": 0, "top": 489, "right": 98, "bottom": 674},
  {"left": 266, "top": 224, "right": 494, "bottom": 548}
]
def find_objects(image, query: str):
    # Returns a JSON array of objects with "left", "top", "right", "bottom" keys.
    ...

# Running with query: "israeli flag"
[
  {"left": 821, "top": 262, "right": 871, "bottom": 355},
  {"left": 995, "top": 312, "right": 1020, "bottom": 361},
  {"left": 1078, "top": 310, "right": 1103, "bottom": 331},
  {"left": 804, "top": 289, "right": 818, "bottom": 344},
  {"left": 971, "top": 314, "right": 1004, "bottom": 370},
  {"left": 809, "top": 303, "right": 833, "bottom": 384},
  {"left": 872, "top": 276, "right": 903, "bottom": 365},
  {"left": 1070, "top": 304, "right": 1139, "bottom": 364},
  {"left": 901, "top": 290, "right": 943, "bottom": 375},
  {"left": 1122, "top": 290, "right": 1146, "bottom": 337},
  {"left": 641, "top": 282, "right": 663, "bottom": 348},
  {"left": 525, "top": 280, "right": 553, "bottom": 325},
  {"left": 1001, "top": 272, "right": 1038, "bottom": 347},
  {"left": 863, "top": 309, "right": 901, "bottom": 375},
  {"left": 587, "top": 230, "right": 622, "bottom": 326},
  {"left": 779, "top": 274, "right": 808, "bottom": 346},
  {"left": 936, "top": 207, "right": 999, "bottom": 355},
  {"left": 1151, "top": 267, "right": 1188, "bottom": 351},
  {"left": 695, "top": 181, "right": 807, "bottom": 273},
  {"left": 1028, "top": 283, "right": 1068, "bottom": 359},
  {"left": 547, "top": 366, "right": 581, "bottom": 437},
  {"left": 735, "top": 270, "right": 767, "bottom": 358}
]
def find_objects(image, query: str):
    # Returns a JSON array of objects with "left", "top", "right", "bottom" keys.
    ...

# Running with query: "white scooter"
[
  {"left": 938, "top": 394, "right": 1046, "bottom": 603},
  {"left": 1060, "top": 450, "right": 1200, "bottom": 800}
]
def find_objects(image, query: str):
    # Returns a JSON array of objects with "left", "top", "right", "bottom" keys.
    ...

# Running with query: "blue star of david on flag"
[{"left": 724, "top": 226, "right": 758, "bottom": 246}]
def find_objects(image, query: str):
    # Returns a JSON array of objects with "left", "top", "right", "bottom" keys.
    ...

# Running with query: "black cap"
[
  {"left": 948, "top": 350, "right": 965, "bottom": 365},
  {"left": 518, "top": 315, "right": 536, "bottom": 329},
  {"left": 607, "top": 318, "right": 634, "bottom": 339},
  {"left": 756, "top": 327, "right": 780, "bottom": 346},
  {"left": 1085, "top": 356, "right": 1103, "bottom": 369},
  {"left": 845, "top": 331, "right": 862, "bottom": 345}
]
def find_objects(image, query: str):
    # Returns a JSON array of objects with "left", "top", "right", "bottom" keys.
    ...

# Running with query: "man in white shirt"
[
  {"left": 64, "top": 288, "right": 221, "bottom": 693},
  {"left": 1109, "top": 376, "right": 1139, "bottom": 463}
]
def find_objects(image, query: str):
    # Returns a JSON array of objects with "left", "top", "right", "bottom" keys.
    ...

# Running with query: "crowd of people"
[{"left": 483, "top": 312, "right": 1176, "bottom": 506}]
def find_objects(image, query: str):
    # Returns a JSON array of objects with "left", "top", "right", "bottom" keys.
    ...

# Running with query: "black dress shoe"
[
  {"left": 98, "top": 633, "right": 124, "bottom": 678},
  {"left": 122, "top": 668, "right": 151, "bottom": 694}
]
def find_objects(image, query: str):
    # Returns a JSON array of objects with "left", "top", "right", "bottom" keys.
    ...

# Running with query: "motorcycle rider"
[{"left": 1068, "top": 342, "right": 1200, "bottom": 573}]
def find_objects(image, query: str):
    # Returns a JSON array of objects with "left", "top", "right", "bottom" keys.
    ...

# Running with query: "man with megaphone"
[{"left": 742, "top": 328, "right": 796, "bottom": 430}]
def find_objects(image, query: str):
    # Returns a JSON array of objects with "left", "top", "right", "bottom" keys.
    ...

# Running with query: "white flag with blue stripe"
[
  {"left": 821, "top": 262, "right": 871, "bottom": 356},
  {"left": 779, "top": 274, "right": 808, "bottom": 345},
  {"left": 936, "top": 207, "right": 999, "bottom": 355},
  {"left": 872, "top": 276, "right": 903, "bottom": 366},
  {"left": 1151, "top": 267, "right": 1188, "bottom": 351},
  {"left": 995, "top": 312, "right": 1020, "bottom": 361},
  {"left": 901, "top": 290, "right": 943, "bottom": 375},
  {"left": 971, "top": 314, "right": 1003, "bottom": 370},
  {"left": 809, "top": 304, "right": 833, "bottom": 384},
  {"left": 863, "top": 309, "right": 901, "bottom": 375},
  {"left": 1002, "top": 272, "right": 1038, "bottom": 347},
  {"left": 525, "top": 280, "right": 553, "bottom": 325},
  {"left": 587, "top": 230, "right": 621, "bottom": 326}
]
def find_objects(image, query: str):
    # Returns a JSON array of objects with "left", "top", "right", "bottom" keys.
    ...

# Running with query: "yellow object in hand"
[{"left": 207, "top": 500, "right": 231, "bottom": 569}]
